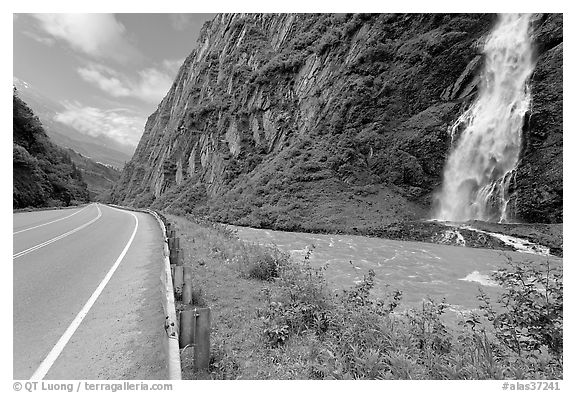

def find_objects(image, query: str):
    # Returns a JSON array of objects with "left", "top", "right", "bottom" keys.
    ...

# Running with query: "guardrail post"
[
  {"left": 173, "top": 266, "right": 184, "bottom": 301},
  {"left": 182, "top": 266, "right": 193, "bottom": 304},
  {"left": 170, "top": 238, "right": 181, "bottom": 265},
  {"left": 179, "top": 309, "right": 196, "bottom": 349},
  {"left": 194, "top": 308, "right": 211, "bottom": 370}
]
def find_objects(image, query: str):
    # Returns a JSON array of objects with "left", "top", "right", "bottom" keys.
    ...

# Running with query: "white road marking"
[
  {"left": 30, "top": 206, "right": 139, "bottom": 380},
  {"left": 13, "top": 205, "right": 91, "bottom": 235},
  {"left": 13, "top": 205, "right": 102, "bottom": 260}
]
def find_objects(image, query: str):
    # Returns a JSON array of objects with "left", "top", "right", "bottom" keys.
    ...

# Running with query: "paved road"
[{"left": 13, "top": 204, "right": 167, "bottom": 380}]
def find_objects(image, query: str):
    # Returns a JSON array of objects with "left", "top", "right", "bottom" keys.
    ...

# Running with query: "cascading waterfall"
[{"left": 434, "top": 13, "right": 534, "bottom": 223}]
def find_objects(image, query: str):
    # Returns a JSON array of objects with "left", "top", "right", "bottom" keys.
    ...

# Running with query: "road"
[{"left": 13, "top": 204, "right": 167, "bottom": 380}]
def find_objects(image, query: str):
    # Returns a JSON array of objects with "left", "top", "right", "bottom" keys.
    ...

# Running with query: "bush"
[
  {"left": 478, "top": 256, "right": 563, "bottom": 357},
  {"left": 260, "top": 247, "right": 332, "bottom": 346},
  {"left": 232, "top": 242, "right": 291, "bottom": 281},
  {"left": 259, "top": 249, "right": 563, "bottom": 379}
]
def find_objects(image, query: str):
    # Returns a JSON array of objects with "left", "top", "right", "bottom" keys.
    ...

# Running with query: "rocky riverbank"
[{"left": 359, "top": 220, "right": 562, "bottom": 257}]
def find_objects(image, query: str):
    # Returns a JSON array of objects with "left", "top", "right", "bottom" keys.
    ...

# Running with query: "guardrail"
[
  {"left": 146, "top": 210, "right": 183, "bottom": 380},
  {"left": 162, "top": 218, "right": 211, "bottom": 371},
  {"left": 107, "top": 204, "right": 182, "bottom": 380},
  {"left": 108, "top": 204, "right": 210, "bottom": 375}
]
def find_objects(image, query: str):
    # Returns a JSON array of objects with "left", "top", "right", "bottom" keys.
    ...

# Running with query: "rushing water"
[
  {"left": 435, "top": 14, "right": 534, "bottom": 222},
  {"left": 229, "top": 225, "right": 560, "bottom": 313}
]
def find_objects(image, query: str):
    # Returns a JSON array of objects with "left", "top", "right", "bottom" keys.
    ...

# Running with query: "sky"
[{"left": 13, "top": 13, "right": 215, "bottom": 149}]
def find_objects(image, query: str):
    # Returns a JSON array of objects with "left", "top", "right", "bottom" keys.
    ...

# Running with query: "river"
[{"left": 230, "top": 225, "right": 560, "bottom": 315}]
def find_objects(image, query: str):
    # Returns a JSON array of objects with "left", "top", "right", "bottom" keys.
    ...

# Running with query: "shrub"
[
  {"left": 236, "top": 243, "right": 291, "bottom": 281},
  {"left": 260, "top": 247, "right": 333, "bottom": 346},
  {"left": 259, "top": 249, "right": 563, "bottom": 379},
  {"left": 478, "top": 256, "right": 563, "bottom": 357}
]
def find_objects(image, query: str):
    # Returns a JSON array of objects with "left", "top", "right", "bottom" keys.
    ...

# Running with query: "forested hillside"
[{"left": 13, "top": 89, "right": 89, "bottom": 208}]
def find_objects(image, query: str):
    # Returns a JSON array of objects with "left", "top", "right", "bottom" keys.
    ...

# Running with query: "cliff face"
[
  {"left": 512, "top": 14, "right": 563, "bottom": 223},
  {"left": 113, "top": 13, "right": 562, "bottom": 229}
]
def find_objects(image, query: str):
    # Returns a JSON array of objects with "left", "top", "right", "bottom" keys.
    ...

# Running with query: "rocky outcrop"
[
  {"left": 510, "top": 14, "right": 563, "bottom": 223},
  {"left": 112, "top": 13, "right": 562, "bottom": 229}
]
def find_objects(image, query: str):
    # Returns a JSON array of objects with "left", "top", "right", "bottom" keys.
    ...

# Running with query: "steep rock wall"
[
  {"left": 113, "top": 13, "right": 562, "bottom": 230},
  {"left": 511, "top": 14, "right": 563, "bottom": 223}
]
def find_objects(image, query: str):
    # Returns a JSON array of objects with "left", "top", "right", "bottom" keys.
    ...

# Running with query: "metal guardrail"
[{"left": 107, "top": 204, "right": 182, "bottom": 380}]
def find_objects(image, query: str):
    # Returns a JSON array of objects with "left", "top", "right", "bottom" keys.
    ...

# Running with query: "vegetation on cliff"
[
  {"left": 112, "top": 13, "right": 562, "bottom": 228},
  {"left": 13, "top": 90, "right": 89, "bottom": 208}
]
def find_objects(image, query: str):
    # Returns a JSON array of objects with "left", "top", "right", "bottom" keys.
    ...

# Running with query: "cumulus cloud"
[
  {"left": 30, "top": 14, "right": 140, "bottom": 63},
  {"left": 77, "top": 64, "right": 131, "bottom": 97},
  {"left": 54, "top": 101, "right": 146, "bottom": 147},
  {"left": 77, "top": 62, "right": 175, "bottom": 104}
]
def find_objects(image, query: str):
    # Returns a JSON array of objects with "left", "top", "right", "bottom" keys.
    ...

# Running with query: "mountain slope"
[
  {"left": 13, "top": 90, "right": 89, "bottom": 208},
  {"left": 13, "top": 77, "right": 133, "bottom": 169},
  {"left": 112, "top": 13, "right": 562, "bottom": 230},
  {"left": 65, "top": 148, "right": 121, "bottom": 201}
]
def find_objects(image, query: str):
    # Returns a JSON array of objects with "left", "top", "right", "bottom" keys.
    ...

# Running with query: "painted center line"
[
  {"left": 13, "top": 205, "right": 102, "bottom": 260},
  {"left": 30, "top": 207, "right": 139, "bottom": 380},
  {"left": 13, "top": 204, "right": 91, "bottom": 235}
]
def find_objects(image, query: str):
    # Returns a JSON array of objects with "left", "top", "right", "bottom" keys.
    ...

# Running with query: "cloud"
[
  {"left": 30, "top": 14, "right": 140, "bottom": 63},
  {"left": 77, "top": 62, "right": 176, "bottom": 104},
  {"left": 77, "top": 64, "right": 131, "bottom": 98},
  {"left": 169, "top": 14, "right": 193, "bottom": 31},
  {"left": 54, "top": 101, "right": 146, "bottom": 147},
  {"left": 22, "top": 30, "right": 56, "bottom": 46},
  {"left": 162, "top": 58, "right": 185, "bottom": 75},
  {"left": 135, "top": 68, "right": 175, "bottom": 103}
]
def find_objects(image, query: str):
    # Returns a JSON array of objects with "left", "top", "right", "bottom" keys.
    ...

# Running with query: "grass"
[
  {"left": 166, "top": 213, "right": 563, "bottom": 380},
  {"left": 165, "top": 214, "right": 289, "bottom": 379}
]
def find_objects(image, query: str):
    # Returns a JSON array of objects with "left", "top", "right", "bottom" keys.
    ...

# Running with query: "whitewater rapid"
[{"left": 435, "top": 14, "right": 534, "bottom": 222}]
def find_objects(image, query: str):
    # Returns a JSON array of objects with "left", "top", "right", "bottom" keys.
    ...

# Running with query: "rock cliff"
[{"left": 112, "top": 13, "right": 562, "bottom": 230}]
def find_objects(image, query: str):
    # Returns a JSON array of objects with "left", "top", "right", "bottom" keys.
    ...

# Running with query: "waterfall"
[{"left": 434, "top": 14, "right": 534, "bottom": 223}]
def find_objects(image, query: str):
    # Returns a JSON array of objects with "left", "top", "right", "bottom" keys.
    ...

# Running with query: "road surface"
[{"left": 13, "top": 204, "right": 167, "bottom": 380}]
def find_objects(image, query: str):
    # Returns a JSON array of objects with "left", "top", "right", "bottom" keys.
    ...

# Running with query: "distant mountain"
[
  {"left": 13, "top": 77, "right": 133, "bottom": 169},
  {"left": 13, "top": 90, "right": 89, "bottom": 208},
  {"left": 65, "top": 148, "right": 121, "bottom": 201}
]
